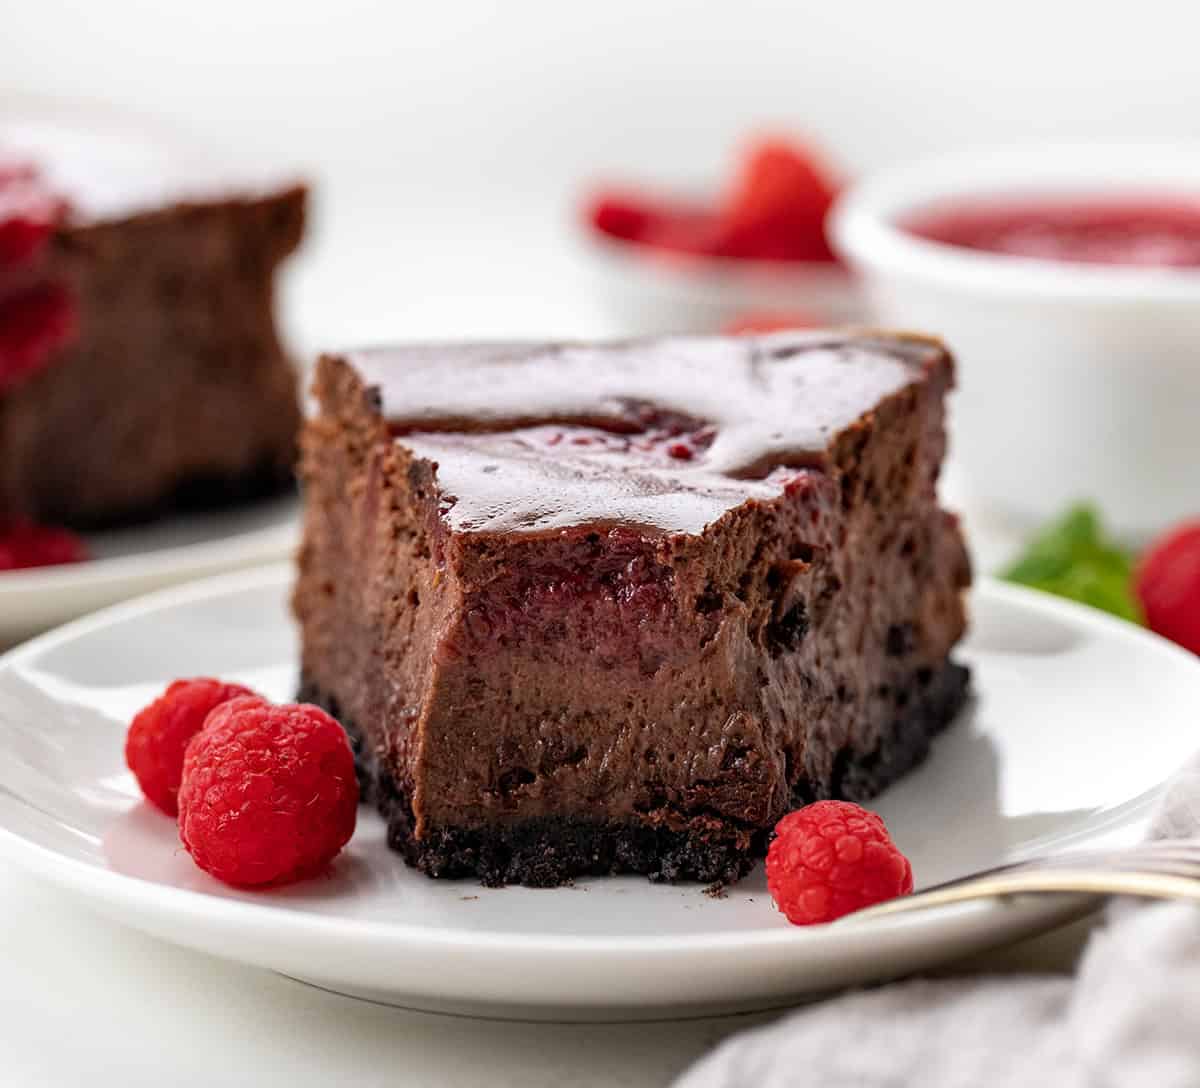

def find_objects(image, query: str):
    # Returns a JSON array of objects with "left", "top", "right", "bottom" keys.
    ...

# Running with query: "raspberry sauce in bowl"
[
  {"left": 830, "top": 145, "right": 1200, "bottom": 540},
  {"left": 904, "top": 199, "right": 1200, "bottom": 268}
]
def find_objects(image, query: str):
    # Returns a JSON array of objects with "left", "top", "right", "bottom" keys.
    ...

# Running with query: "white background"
[
  {"left": 6, "top": 0, "right": 1200, "bottom": 350},
  {"left": 7, "top": 0, "right": 1200, "bottom": 191}
]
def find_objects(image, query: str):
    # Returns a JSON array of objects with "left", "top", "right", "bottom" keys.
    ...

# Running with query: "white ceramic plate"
[
  {"left": 0, "top": 496, "right": 298, "bottom": 645},
  {"left": 1, "top": 565, "right": 1197, "bottom": 1020}
]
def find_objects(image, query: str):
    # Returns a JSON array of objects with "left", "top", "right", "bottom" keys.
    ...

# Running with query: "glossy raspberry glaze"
[{"left": 352, "top": 333, "right": 934, "bottom": 537}]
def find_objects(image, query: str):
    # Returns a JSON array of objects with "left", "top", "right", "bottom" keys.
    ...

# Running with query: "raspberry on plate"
[
  {"left": 177, "top": 700, "right": 359, "bottom": 888},
  {"left": 1136, "top": 519, "right": 1200, "bottom": 656},
  {"left": 124, "top": 678, "right": 258, "bottom": 816},
  {"left": 766, "top": 800, "right": 913, "bottom": 925},
  {"left": 0, "top": 517, "right": 88, "bottom": 571}
]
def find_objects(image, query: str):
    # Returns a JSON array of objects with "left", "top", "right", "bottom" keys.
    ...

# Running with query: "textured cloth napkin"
[{"left": 677, "top": 759, "right": 1200, "bottom": 1088}]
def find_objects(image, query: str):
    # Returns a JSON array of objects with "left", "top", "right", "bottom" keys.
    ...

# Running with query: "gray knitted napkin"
[{"left": 677, "top": 759, "right": 1200, "bottom": 1088}]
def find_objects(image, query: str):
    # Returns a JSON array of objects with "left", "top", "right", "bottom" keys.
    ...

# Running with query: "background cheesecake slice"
[
  {"left": 294, "top": 333, "right": 972, "bottom": 887},
  {"left": 0, "top": 118, "right": 304, "bottom": 527}
]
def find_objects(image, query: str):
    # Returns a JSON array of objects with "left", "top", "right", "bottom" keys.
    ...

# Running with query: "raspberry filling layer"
[
  {"left": 0, "top": 158, "right": 76, "bottom": 392},
  {"left": 444, "top": 528, "right": 681, "bottom": 673},
  {"left": 0, "top": 283, "right": 77, "bottom": 393},
  {"left": 0, "top": 158, "right": 85, "bottom": 569}
]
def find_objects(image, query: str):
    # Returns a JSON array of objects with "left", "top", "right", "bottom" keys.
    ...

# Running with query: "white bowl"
[
  {"left": 830, "top": 145, "right": 1200, "bottom": 543},
  {"left": 580, "top": 231, "right": 864, "bottom": 335}
]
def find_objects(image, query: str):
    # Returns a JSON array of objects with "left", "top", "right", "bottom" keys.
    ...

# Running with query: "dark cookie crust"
[{"left": 300, "top": 660, "right": 969, "bottom": 888}]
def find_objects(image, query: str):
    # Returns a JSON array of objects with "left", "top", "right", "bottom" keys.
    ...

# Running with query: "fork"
[{"left": 842, "top": 839, "right": 1200, "bottom": 924}]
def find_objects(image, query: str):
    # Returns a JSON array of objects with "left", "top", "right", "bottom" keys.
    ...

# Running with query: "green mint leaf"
[{"left": 999, "top": 503, "right": 1142, "bottom": 623}]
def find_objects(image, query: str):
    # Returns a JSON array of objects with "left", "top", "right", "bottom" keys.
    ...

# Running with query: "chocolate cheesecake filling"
[{"left": 294, "top": 333, "right": 971, "bottom": 886}]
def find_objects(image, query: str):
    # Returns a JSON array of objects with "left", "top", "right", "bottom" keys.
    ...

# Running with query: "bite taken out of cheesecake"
[{"left": 293, "top": 333, "right": 971, "bottom": 887}]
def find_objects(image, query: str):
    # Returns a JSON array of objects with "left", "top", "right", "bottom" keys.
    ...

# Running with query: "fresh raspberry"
[
  {"left": 588, "top": 192, "right": 659, "bottom": 244},
  {"left": 0, "top": 517, "right": 88, "bottom": 571},
  {"left": 585, "top": 137, "right": 841, "bottom": 264},
  {"left": 587, "top": 189, "right": 719, "bottom": 256},
  {"left": 714, "top": 138, "right": 839, "bottom": 262},
  {"left": 724, "top": 312, "right": 821, "bottom": 335},
  {"left": 766, "top": 801, "right": 913, "bottom": 925},
  {"left": 1136, "top": 519, "right": 1200, "bottom": 655},
  {"left": 637, "top": 202, "right": 722, "bottom": 256},
  {"left": 177, "top": 700, "right": 359, "bottom": 887},
  {"left": 125, "top": 679, "right": 259, "bottom": 815}
]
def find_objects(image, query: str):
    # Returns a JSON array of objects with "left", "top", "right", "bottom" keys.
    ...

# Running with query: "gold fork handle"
[{"left": 844, "top": 869, "right": 1200, "bottom": 924}]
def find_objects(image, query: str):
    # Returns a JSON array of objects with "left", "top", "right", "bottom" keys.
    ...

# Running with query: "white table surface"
[
  {"left": 0, "top": 863, "right": 1096, "bottom": 1088},
  {"left": 0, "top": 854, "right": 1096, "bottom": 1088}
]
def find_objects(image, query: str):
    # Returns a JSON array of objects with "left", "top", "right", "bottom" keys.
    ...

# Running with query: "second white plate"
[
  {"left": 0, "top": 495, "right": 298, "bottom": 645},
  {"left": 0, "top": 565, "right": 1197, "bottom": 1019}
]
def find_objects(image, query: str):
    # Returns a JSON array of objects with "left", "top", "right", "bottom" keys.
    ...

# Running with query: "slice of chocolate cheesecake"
[
  {"left": 0, "top": 116, "right": 304, "bottom": 528},
  {"left": 294, "top": 333, "right": 971, "bottom": 887}
]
